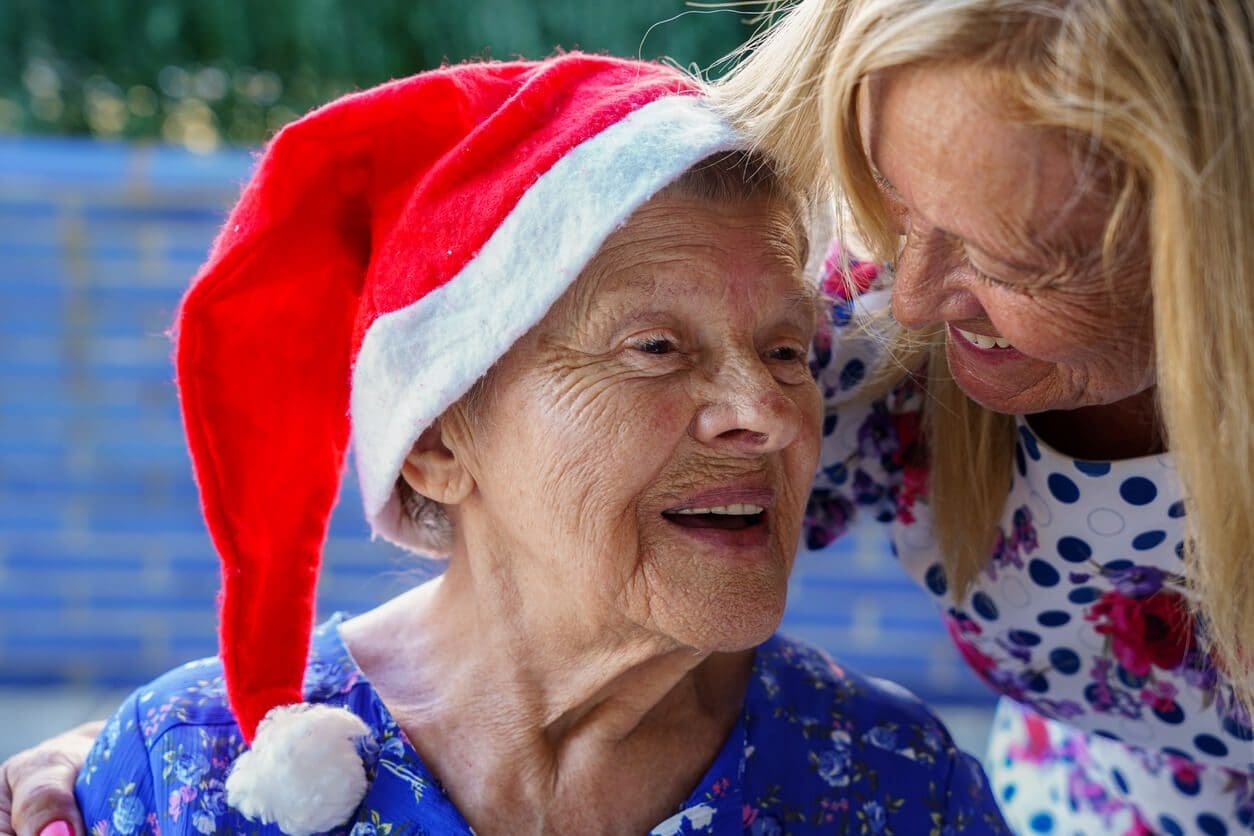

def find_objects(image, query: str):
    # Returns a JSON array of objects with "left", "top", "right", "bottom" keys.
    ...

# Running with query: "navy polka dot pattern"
[
  {"left": 1197, "top": 813, "right": 1229, "bottom": 835},
  {"left": 838, "top": 357, "right": 866, "bottom": 390},
  {"left": 1047, "top": 473, "right": 1081, "bottom": 503},
  {"left": 1066, "top": 587, "right": 1101, "bottom": 605},
  {"left": 1056, "top": 536, "right": 1091, "bottom": 563},
  {"left": 925, "top": 563, "right": 948, "bottom": 596},
  {"left": 1160, "top": 815, "right": 1185, "bottom": 835},
  {"left": 1195, "top": 734, "right": 1229, "bottom": 757},
  {"left": 807, "top": 286, "right": 1252, "bottom": 833},
  {"left": 1048, "top": 648, "right": 1081, "bottom": 675},
  {"left": 1028, "top": 559, "right": 1061, "bottom": 587},
  {"left": 1132, "top": 530, "right": 1167, "bottom": 550},
  {"left": 1155, "top": 702, "right": 1186, "bottom": 725},
  {"left": 1018, "top": 425, "right": 1041, "bottom": 460},
  {"left": 1074, "top": 460, "right": 1112, "bottom": 477},
  {"left": 1008, "top": 629, "right": 1042, "bottom": 647},
  {"left": 1036, "top": 610, "right": 1071, "bottom": 628},
  {"left": 973, "top": 592, "right": 1000, "bottom": 621},
  {"left": 1120, "top": 476, "right": 1158, "bottom": 506},
  {"left": 1028, "top": 812, "right": 1053, "bottom": 832},
  {"left": 1112, "top": 769, "right": 1129, "bottom": 794}
]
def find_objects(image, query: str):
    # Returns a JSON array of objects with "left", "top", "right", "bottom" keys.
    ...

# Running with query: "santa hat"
[{"left": 173, "top": 54, "right": 745, "bottom": 834}]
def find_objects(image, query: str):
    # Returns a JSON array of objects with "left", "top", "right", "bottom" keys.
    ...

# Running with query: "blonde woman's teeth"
[
  {"left": 673, "top": 503, "right": 765, "bottom": 515},
  {"left": 956, "top": 327, "right": 1014, "bottom": 350}
]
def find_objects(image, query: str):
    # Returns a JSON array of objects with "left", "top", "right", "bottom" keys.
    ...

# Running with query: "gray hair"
[{"left": 393, "top": 149, "right": 807, "bottom": 552}]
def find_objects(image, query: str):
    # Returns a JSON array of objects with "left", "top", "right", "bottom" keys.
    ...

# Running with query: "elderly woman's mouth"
[{"left": 663, "top": 503, "right": 767, "bottom": 530}]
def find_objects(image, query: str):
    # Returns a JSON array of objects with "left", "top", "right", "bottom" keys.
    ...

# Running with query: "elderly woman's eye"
[
  {"left": 636, "top": 337, "right": 675, "bottom": 355},
  {"left": 767, "top": 345, "right": 804, "bottom": 363}
]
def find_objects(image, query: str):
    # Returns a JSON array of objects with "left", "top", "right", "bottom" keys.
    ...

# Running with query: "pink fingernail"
[{"left": 40, "top": 822, "right": 73, "bottom": 836}]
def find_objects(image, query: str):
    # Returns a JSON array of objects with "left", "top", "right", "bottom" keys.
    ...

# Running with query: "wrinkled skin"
[
  {"left": 4, "top": 193, "right": 824, "bottom": 836},
  {"left": 864, "top": 63, "right": 1159, "bottom": 458},
  {"left": 350, "top": 193, "right": 824, "bottom": 834},
  {"left": 440, "top": 194, "right": 824, "bottom": 654},
  {"left": 0, "top": 721, "right": 100, "bottom": 836}
]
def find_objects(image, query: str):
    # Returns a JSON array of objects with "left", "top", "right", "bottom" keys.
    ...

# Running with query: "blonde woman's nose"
[
  {"left": 691, "top": 360, "right": 802, "bottom": 455},
  {"left": 890, "top": 229, "right": 982, "bottom": 330}
]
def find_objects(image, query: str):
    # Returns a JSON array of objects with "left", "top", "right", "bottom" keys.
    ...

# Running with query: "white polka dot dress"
[{"left": 808, "top": 276, "right": 1254, "bottom": 834}]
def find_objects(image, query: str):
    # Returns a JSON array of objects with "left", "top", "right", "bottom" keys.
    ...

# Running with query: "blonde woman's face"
[{"left": 861, "top": 63, "right": 1155, "bottom": 417}]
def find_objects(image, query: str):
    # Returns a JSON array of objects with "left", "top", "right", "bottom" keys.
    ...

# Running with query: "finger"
[
  {"left": 36, "top": 824, "right": 76, "bottom": 836},
  {"left": 10, "top": 770, "right": 84, "bottom": 836},
  {"left": 1, "top": 758, "right": 14, "bottom": 835},
  {"left": 6, "top": 722, "right": 102, "bottom": 836}
]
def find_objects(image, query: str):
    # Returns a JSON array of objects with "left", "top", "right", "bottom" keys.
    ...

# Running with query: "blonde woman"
[
  {"left": 4, "top": 2, "right": 1253, "bottom": 833},
  {"left": 711, "top": 0, "right": 1254, "bottom": 832}
]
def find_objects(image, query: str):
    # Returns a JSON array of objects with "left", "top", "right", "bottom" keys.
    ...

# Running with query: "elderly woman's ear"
[{"left": 400, "top": 419, "right": 476, "bottom": 506}]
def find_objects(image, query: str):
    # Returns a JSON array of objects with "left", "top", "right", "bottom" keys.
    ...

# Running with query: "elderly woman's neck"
[
  {"left": 347, "top": 571, "right": 749, "bottom": 730},
  {"left": 340, "top": 570, "right": 754, "bottom": 832}
]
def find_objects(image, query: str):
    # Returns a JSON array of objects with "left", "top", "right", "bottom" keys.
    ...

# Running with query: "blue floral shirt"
[{"left": 76, "top": 615, "right": 1007, "bottom": 835}]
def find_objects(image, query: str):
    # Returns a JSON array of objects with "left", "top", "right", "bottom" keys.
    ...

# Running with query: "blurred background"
[{"left": 0, "top": 0, "right": 994, "bottom": 758}]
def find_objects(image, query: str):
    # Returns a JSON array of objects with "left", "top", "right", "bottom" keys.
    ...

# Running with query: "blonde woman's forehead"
[{"left": 866, "top": 62, "right": 1114, "bottom": 266}]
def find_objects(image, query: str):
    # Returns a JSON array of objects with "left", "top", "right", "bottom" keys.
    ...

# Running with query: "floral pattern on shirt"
[
  {"left": 77, "top": 615, "right": 1006, "bottom": 835},
  {"left": 807, "top": 252, "right": 1254, "bottom": 832}
]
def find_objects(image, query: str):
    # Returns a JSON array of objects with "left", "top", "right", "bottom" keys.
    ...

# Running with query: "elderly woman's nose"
[
  {"left": 691, "top": 361, "right": 803, "bottom": 455},
  {"left": 890, "top": 231, "right": 982, "bottom": 330}
]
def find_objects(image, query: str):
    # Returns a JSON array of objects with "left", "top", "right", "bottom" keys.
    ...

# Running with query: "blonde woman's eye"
[
  {"left": 958, "top": 242, "right": 1013, "bottom": 287},
  {"left": 970, "top": 265, "right": 999, "bottom": 283},
  {"left": 968, "top": 263, "right": 1012, "bottom": 287}
]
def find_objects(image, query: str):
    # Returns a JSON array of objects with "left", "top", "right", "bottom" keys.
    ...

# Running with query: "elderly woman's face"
[
  {"left": 863, "top": 63, "right": 1155, "bottom": 415},
  {"left": 444, "top": 194, "right": 821, "bottom": 652}
]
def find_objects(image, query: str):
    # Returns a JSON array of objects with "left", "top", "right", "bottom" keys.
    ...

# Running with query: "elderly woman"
[
  {"left": 12, "top": 1, "right": 1250, "bottom": 832},
  {"left": 27, "top": 55, "right": 1004, "bottom": 836},
  {"left": 710, "top": 0, "right": 1254, "bottom": 832}
]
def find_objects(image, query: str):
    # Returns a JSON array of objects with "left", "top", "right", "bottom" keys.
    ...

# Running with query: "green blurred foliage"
[{"left": 0, "top": 1, "right": 756, "bottom": 149}]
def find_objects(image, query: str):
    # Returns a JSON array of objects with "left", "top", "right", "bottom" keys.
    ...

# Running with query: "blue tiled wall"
[{"left": 0, "top": 136, "right": 994, "bottom": 705}]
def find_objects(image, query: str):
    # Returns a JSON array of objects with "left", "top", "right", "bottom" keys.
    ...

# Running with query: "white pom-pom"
[{"left": 225, "top": 703, "right": 371, "bottom": 836}]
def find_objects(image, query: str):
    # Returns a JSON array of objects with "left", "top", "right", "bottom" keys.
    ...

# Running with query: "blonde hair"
[{"left": 717, "top": 0, "right": 1254, "bottom": 694}]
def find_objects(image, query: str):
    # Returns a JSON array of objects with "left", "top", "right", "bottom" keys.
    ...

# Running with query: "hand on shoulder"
[{"left": 0, "top": 721, "right": 101, "bottom": 836}]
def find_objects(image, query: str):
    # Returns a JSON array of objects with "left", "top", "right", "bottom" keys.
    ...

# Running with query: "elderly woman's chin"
[{"left": 636, "top": 508, "right": 804, "bottom": 654}]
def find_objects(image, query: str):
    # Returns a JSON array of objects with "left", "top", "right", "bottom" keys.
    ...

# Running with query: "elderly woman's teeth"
[
  {"left": 956, "top": 327, "right": 1014, "bottom": 350},
  {"left": 666, "top": 502, "right": 767, "bottom": 532},
  {"left": 673, "top": 503, "right": 765, "bottom": 515}
]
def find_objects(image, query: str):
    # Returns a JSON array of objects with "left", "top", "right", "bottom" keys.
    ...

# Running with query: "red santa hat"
[{"left": 173, "top": 53, "right": 745, "bottom": 834}]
